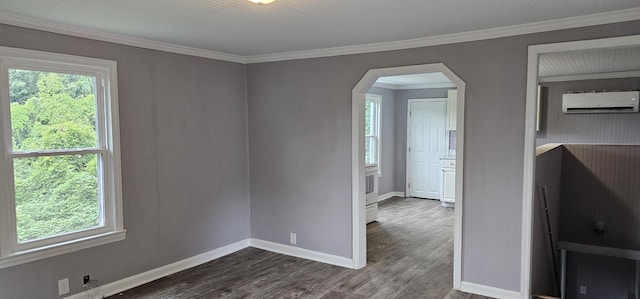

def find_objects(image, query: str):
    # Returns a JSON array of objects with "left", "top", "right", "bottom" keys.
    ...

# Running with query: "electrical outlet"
[
  {"left": 84, "top": 275, "right": 90, "bottom": 286},
  {"left": 58, "top": 278, "right": 70, "bottom": 296},
  {"left": 290, "top": 232, "right": 296, "bottom": 245},
  {"left": 580, "top": 285, "right": 587, "bottom": 295}
]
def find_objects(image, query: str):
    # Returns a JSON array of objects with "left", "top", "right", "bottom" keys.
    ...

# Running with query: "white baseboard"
[
  {"left": 63, "top": 237, "right": 513, "bottom": 299},
  {"left": 249, "top": 238, "right": 354, "bottom": 269},
  {"left": 460, "top": 281, "right": 521, "bottom": 299},
  {"left": 65, "top": 238, "right": 354, "bottom": 298},
  {"left": 378, "top": 191, "right": 405, "bottom": 202},
  {"left": 65, "top": 239, "right": 250, "bottom": 299}
]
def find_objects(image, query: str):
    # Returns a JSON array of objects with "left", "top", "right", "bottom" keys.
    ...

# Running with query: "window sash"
[
  {"left": 365, "top": 135, "right": 378, "bottom": 166},
  {"left": 11, "top": 148, "right": 105, "bottom": 157},
  {"left": 365, "top": 94, "right": 381, "bottom": 169},
  {"left": 3, "top": 64, "right": 107, "bottom": 155},
  {"left": 365, "top": 102, "right": 379, "bottom": 136},
  {"left": 9, "top": 149, "right": 108, "bottom": 251}
]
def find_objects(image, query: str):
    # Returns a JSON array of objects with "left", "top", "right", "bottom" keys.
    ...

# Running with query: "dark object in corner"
[{"left": 594, "top": 220, "right": 605, "bottom": 235}]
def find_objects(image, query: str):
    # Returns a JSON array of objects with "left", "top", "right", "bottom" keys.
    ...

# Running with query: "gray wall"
[
  {"left": 367, "top": 87, "right": 397, "bottom": 196},
  {"left": 1, "top": 18, "right": 639, "bottom": 298},
  {"left": 0, "top": 24, "right": 250, "bottom": 298},
  {"left": 394, "top": 88, "right": 453, "bottom": 192},
  {"left": 537, "top": 78, "right": 640, "bottom": 146},
  {"left": 246, "top": 21, "right": 640, "bottom": 291},
  {"left": 565, "top": 252, "right": 636, "bottom": 299},
  {"left": 532, "top": 146, "right": 563, "bottom": 297},
  {"left": 556, "top": 144, "right": 640, "bottom": 299},
  {"left": 560, "top": 145, "right": 640, "bottom": 250}
]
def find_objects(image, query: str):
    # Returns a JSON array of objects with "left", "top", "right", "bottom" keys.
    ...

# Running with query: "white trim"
[
  {"left": 521, "top": 41, "right": 541, "bottom": 299},
  {"left": 352, "top": 63, "right": 465, "bottom": 289},
  {"left": 378, "top": 191, "right": 405, "bottom": 202},
  {"left": 352, "top": 82, "right": 367, "bottom": 270},
  {"left": 453, "top": 77, "right": 465, "bottom": 290},
  {"left": 521, "top": 34, "right": 640, "bottom": 299},
  {"left": 559, "top": 241, "right": 640, "bottom": 261},
  {"left": 536, "top": 143, "right": 563, "bottom": 156},
  {"left": 249, "top": 239, "right": 353, "bottom": 269},
  {"left": 59, "top": 237, "right": 521, "bottom": 299},
  {"left": 0, "top": 11, "right": 246, "bottom": 64},
  {"left": 63, "top": 238, "right": 353, "bottom": 299},
  {"left": 0, "top": 230, "right": 125, "bottom": 270},
  {"left": 538, "top": 70, "right": 640, "bottom": 83},
  {"left": 1, "top": 8, "right": 639, "bottom": 64},
  {"left": 460, "top": 281, "right": 521, "bottom": 299},
  {"left": 65, "top": 239, "right": 251, "bottom": 299},
  {"left": 245, "top": 8, "right": 640, "bottom": 63}
]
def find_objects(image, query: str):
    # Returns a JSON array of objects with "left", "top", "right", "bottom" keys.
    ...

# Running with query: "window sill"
[
  {"left": 0, "top": 230, "right": 126, "bottom": 270},
  {"left": 365, "top": 165, "right": 378, "bottom": 174}
]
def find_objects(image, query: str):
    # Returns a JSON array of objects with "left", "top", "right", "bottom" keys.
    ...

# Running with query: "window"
[
  {"left": 0, "top": 47, "right": 124, "bottom": 268},
  {"left": 364, "top": 94, "right": 381, "bottom": 169}
]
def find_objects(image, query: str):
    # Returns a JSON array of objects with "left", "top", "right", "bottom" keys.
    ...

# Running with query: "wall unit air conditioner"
[{"left": 562, "top": 91, "right": 639, "bottom": 114}]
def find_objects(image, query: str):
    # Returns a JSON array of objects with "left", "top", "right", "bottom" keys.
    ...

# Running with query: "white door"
[{"left": 407, "top": 100, "right": 447, "bottom": 199}]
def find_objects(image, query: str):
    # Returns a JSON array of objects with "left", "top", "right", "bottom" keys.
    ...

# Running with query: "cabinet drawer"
[{"left": 441, "top": 159, "right": 456, "bottom": 168}]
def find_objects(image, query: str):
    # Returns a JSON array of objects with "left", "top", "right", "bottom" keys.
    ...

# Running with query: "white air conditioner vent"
[{"left": 562, "top": 91, "right": 639, "bottom": 114}]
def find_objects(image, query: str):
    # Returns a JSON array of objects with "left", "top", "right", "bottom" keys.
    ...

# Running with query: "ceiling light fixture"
[{"left": 248, "top": 0, "right": 275, "bottom": 4}]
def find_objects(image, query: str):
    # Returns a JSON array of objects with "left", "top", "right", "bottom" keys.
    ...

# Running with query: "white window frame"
[
  {"left": 0, "top": 46, "right": 125, "bottom": 269},
  {"left": 365, "top": 94, "right": 382, "bottom": 174}
]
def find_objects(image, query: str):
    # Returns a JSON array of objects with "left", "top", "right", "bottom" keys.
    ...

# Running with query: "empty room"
[{"left": 0, "top": 1, "right": 639, "bottom": 298}]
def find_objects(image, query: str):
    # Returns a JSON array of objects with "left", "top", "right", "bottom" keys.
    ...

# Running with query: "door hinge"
[
  {"left": 408, "top": 146, "right": 411, "bottom": 153},
  {"left": 408, "top": 182, "right": 410, "bottom": 188}
]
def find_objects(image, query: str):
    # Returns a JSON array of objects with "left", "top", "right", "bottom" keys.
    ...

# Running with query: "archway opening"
[{"left": 351, "top": 63, "right": 466, "bottom": 291}]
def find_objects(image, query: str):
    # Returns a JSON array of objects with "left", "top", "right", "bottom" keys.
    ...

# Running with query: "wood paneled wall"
[{"left": 560, "top": 144, "right": 640, "bottom": 250}]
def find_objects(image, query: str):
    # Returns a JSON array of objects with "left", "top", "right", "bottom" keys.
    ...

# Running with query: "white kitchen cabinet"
[
  {"left": 441, "top": 159, "right": 455, "bottom": 207},
  {"left": 447, "top": 89, "right": 457, "bottom": 131}
]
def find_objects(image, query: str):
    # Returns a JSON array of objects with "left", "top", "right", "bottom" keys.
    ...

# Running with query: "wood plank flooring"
[{"left": 110, "top": 197, "right": 491, "bottom": 298}]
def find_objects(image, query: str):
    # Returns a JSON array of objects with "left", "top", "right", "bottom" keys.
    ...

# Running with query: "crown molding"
[
  {"left": 245, "top": 7, "right": 640, "bottom": 64},
  {"left": 1, "top": 7, "right": 639, "bottom": 65},
  {"left": 0, "top": 11, "right": 246, "bottom": 64}
]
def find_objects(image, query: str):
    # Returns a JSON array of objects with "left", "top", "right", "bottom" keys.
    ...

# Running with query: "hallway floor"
[{"left": 111, "top": 197, "right": 490, "bottom": 298}]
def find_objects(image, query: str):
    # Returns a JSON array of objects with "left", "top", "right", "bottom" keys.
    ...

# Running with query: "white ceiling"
[
  {"left": 0, "top": 0, "right": 639, "bottom": 59},
  {"left": 374, "top": 73, "right": 455, "bottom": 90},
  {"left": 539, "top": 46, "right": 640, "bottom": 82}
]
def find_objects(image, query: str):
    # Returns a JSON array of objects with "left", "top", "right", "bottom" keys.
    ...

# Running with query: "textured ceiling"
[
  {"left": 539, "top": 46, "right": 640, "bottom": 78},
  {"left": 0, "top": 0, "right": 639, "bottom": 56},
  {"left": 374, "top": 73, "right": 455, "bottom": 89}
]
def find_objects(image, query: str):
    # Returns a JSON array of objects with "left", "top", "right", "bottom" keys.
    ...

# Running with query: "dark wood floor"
[{"left": 110, "top": 197, "right": 490, "bottom": 298}]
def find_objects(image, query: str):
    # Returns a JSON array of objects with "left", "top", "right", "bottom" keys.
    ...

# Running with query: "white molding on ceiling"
[
  {"left": 0, "top": 11, "right": 247, "bottom": 64},
  {"left": 372, "top": 81, "right": 457, "bottom": 90},
  {"left": 0, "top": 7, "right": 639, "bottom": 64},
  {"left": 538, "top": 70, "right": 640, "bottom": 83},
  {"left": 245, "top": 7, "right": 640, "bottom": 64}
]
